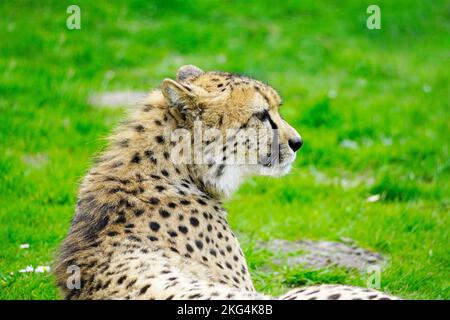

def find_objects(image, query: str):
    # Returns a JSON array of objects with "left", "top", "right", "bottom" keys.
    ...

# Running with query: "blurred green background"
[{"left": 0, "top": 0, "right": 448, "bottom": 299}]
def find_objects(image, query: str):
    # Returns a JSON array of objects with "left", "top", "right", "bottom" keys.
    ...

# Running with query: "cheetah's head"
[{"left": 161, "top": 65, "right": 302, "bottom": 197}]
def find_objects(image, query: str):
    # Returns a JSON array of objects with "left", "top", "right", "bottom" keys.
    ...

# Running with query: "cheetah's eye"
[{"left": 255, "top": 110, "right": 270, "bottom": 122}]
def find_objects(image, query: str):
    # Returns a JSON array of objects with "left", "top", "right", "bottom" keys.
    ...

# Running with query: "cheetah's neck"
[{"left": 88, "top": 90, "right": 243, "bottom": 203}]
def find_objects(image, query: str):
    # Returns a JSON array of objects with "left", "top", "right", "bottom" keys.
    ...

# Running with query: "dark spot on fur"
[
  {"left": 180, "top": 199, "right": 191, "bottom": 205},
  {"left": 155, "top": 135, "right": 165, "bottom": 144},
  {"left": 161, "top": 169, "right": 169, "bottom": 177},
  {"left": 195, "top": 240, "right": 203, "bottom": 250},
  {"left": 114, "top": 213, "right": 126, "bottom": 224},
  {"left": 178, "top": 226, "right": 188, "bottom": 234},
  {"left": 128, "top": 235, "right": 141, "bottom": 242},
  {"left": 135, "top": 124, "right": 145, "bottom": 132},
  {"left": 190, "top": 217, "right": 200, "bottom": 227},
  {"left": 186, "top": 244, "right": 194, "bottom": 253},
  {"left": 196, "top": 198, "right": 207, "bottom": 206},
  {"left": 159, "top": 209, "right": 170, "bottom": 218},
  {"left": 117, "top": 276, "right": 127, "bottom": 285},
  {"left": 216, "top": 164, "right": 225, "bottom": 177},
  {"left": 167, "top": 202, "right": 177, "bottom": 208},
  {"left": 168, "top": 230, "right": 177, "bottom": 237},
  {"left": 149, "top": 222, "right": 160, "bottom": 232},
  {"left": 139, "top": 284, "right": 151, "bottom": 295},
  {"left": 131, "top": 152, "right": 141, "bottom": 164}
]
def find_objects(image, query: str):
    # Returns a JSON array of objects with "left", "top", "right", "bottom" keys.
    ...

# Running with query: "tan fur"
[{"left": 54, "top": 66, "right": 397, "bottom": 300}]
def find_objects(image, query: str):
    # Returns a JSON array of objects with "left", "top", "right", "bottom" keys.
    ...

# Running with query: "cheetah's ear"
[
  {"left": 176, "top": 65, "right": 204, "bottom": 82},
  {"left": 161, "top": 78, "right": 198, "bottom": 122}
]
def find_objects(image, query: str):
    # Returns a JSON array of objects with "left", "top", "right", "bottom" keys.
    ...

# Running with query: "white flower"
[
  {"left": 35, "top": 266, "right": 51, "bottom": 273},
  {"left": 19, "top": 265, "right": 34, "bottom": 273},
  {"left": 20, "top": 243, "right": 30, "bottom": 249},
  {"left": 340, "top": 139, "right": 359, "bottom": 149},
  {"left": 366, "top": 194, "right": 381, "bottom": 203},
  {"left": 18, "top": 265, "right": 51, "bottom": 273}
]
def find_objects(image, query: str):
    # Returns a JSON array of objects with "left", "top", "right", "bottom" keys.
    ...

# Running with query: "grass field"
[{"left": 0, "top": 0, "right": 449, "bottom": 299}]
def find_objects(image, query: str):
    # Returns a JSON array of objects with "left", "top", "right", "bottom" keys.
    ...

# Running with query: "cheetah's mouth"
[
  {"left": 258, "top": 144, "right": 295, "bottom": 169},
  {"left": 256, "top": 151, "right": 296, "bottom": 177},
  {"left": 259, "top": 153, "right": 279, "bottom": 167},
  {"left": 259, "top": 134, "right": 282, "bottom": 168}
]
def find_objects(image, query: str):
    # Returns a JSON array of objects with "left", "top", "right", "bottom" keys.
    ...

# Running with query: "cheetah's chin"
[{"left": 256, "top": 161, "right": 293, "bottom": 177}]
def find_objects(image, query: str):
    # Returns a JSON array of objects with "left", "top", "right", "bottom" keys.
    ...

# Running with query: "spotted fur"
[{"left": 54, "top": 65, "right": 397, "bottom": 300}]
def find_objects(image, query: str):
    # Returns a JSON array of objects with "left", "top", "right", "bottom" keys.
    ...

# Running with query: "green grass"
[{"left": 0, "top": 0, "right": 448, "bottom": 299}]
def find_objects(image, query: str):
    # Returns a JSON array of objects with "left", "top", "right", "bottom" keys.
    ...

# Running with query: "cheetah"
[{"left": 54, "top": 65, "right": 398, "bottom": 300}]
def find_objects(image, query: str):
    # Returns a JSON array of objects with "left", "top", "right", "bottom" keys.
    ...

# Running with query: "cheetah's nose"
[{"left": 288, "top": 137, "right": 303, "bottom": 152}]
